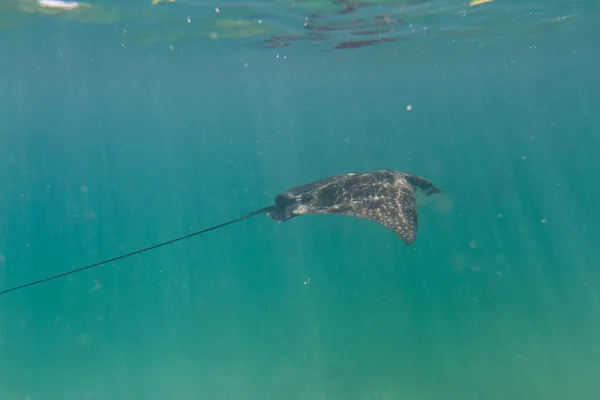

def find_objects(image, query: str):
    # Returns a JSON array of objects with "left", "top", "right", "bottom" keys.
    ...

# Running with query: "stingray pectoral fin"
[
  {"left": 397, "top": 190, "right": 418, "bottom": 244},
  {"left": 332, "top": 189, "right": 417, "bottom": 245},
  {"left": 360, "top": 190, "right": 417, "bottom": 245}
]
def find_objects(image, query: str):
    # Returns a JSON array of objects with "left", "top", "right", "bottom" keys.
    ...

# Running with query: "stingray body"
[
  {"left": 267, "top": 170, "right": 442, "bottom": 245},
  {"left": 0, "top": 169, "right": 442, "bottom": 296}
]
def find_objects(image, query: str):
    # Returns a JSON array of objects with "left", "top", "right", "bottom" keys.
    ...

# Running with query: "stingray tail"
[{"left": 0, "top": 205, "right": 276, "bottom": 296}]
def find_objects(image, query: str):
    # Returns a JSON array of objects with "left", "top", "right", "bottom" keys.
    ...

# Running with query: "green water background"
[{"left": 1, "top": 2, "right": 600, "bottom": 399}]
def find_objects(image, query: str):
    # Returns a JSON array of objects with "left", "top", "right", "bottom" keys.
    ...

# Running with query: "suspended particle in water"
[
  {"left": 90, "top": 280, "right": 102, "bottom": 293},
  {"left": 406, "top": 104, "right": 412, "bottom": 111}
]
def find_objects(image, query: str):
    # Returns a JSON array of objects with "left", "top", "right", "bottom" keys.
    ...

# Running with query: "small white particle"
[
  {"left": 541, "top": 218, "right": 547, "bottom": 224},
  {"left": 406, "top": 104, "right": 412, "bottom": 111}
]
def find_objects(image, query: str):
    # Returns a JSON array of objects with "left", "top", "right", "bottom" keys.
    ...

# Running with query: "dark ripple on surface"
[{"left": 0, "top": 0, "right": 585, "bottom": 51}]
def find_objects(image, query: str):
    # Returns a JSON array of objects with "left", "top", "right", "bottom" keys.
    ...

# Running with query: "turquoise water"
[{"left": 1, "top": 0, "right": 599, "bottom": 399}]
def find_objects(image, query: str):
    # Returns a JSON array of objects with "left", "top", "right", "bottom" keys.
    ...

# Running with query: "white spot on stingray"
[{"left": 295, "top": 205, "right": 309, "bottom": 214}]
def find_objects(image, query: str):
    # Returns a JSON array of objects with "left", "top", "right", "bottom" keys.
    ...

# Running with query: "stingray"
[{"left": 0, "top": 170, "right": 442, "bottom": 296}]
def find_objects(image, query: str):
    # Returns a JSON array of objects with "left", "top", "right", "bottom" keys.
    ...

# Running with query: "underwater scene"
[{"left": 0, "top": 0, "right": 599, "bottom": 399}]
